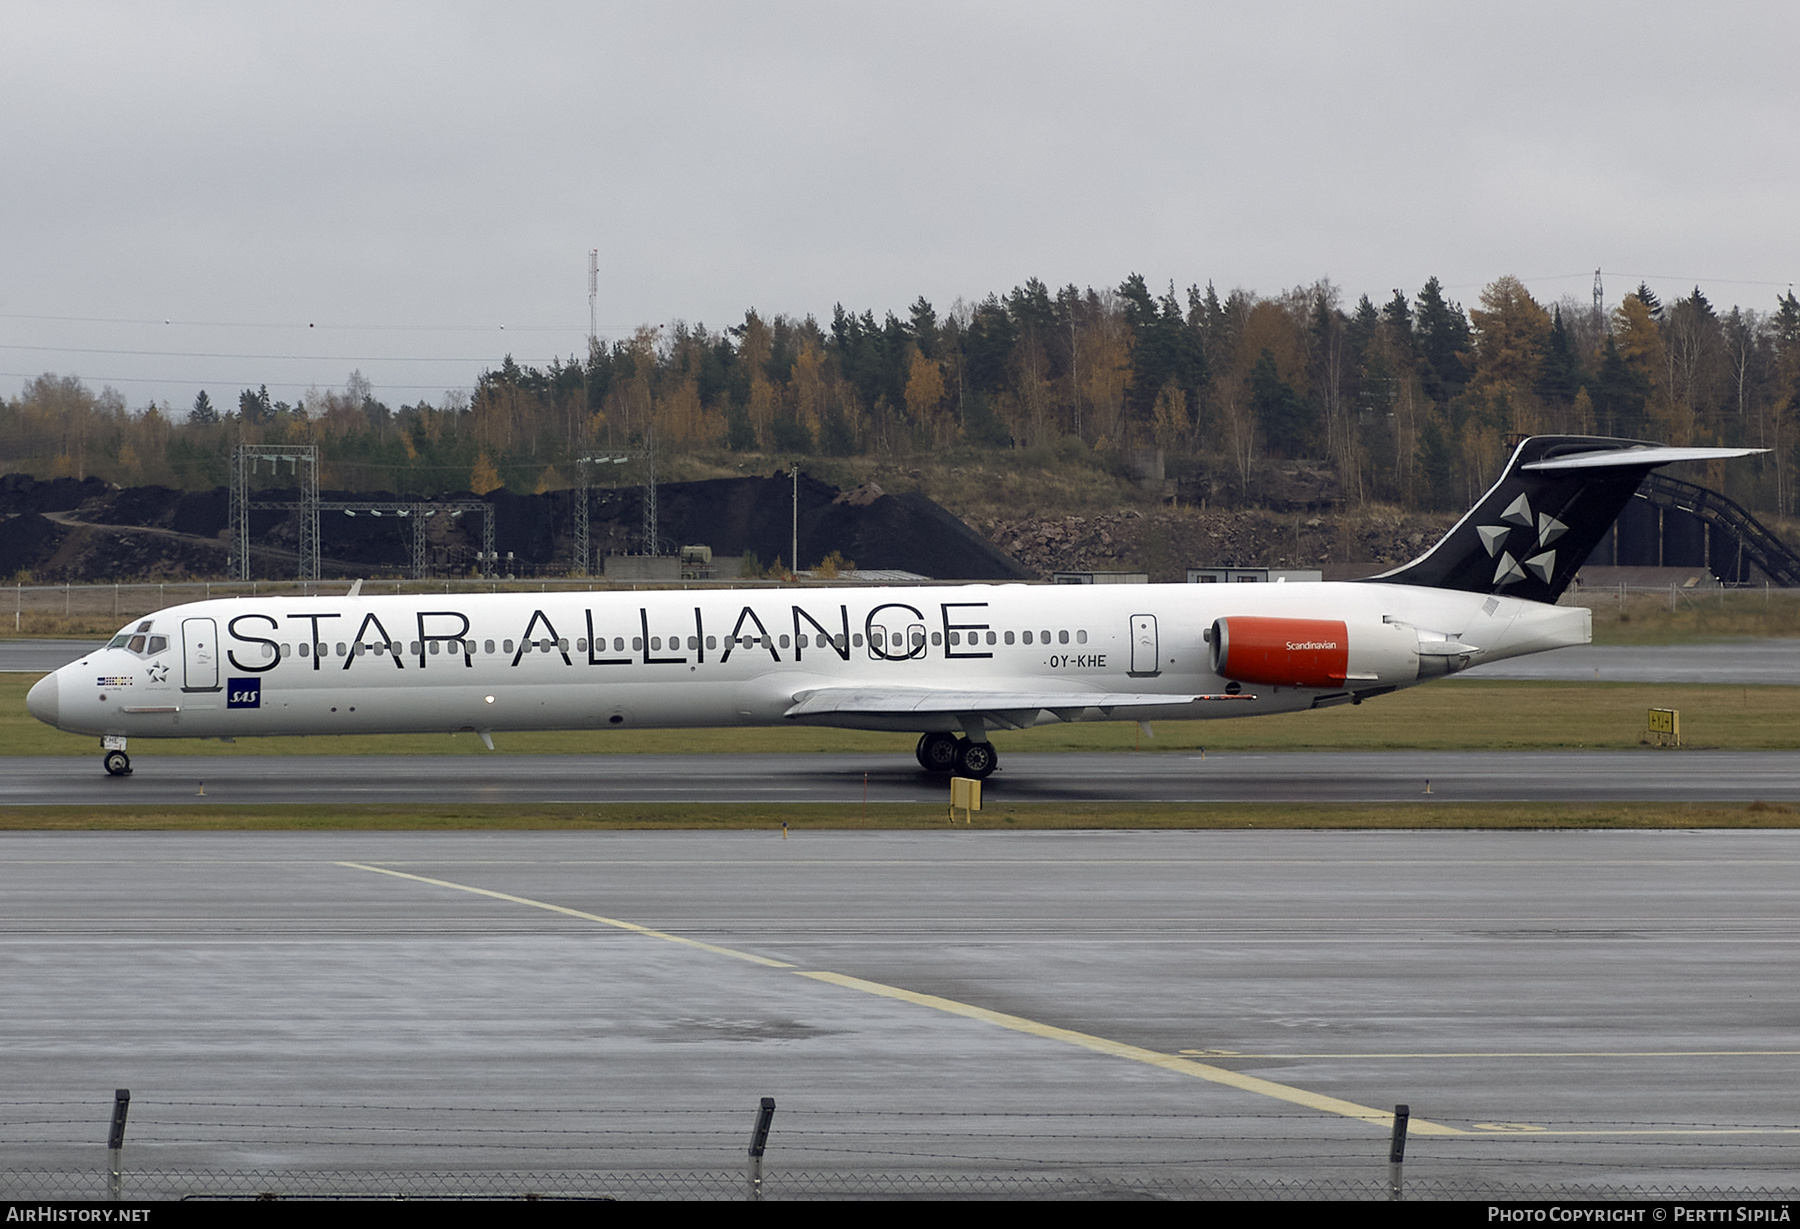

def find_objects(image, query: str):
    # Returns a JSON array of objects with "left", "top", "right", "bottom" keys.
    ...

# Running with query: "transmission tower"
[
  {"left": 229, "top": 443, "right": 318, "bottom": 581},
  {"left": 1593, "top": 268, "right": 1605, "bottom": 331},
  {"left": 588, "top": 249, "right": 598, "bottom": 343}
]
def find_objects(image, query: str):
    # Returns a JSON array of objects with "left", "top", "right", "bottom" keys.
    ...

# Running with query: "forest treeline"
[{"left": 6, "top": 273, "right": 1800, "bottom": 517}]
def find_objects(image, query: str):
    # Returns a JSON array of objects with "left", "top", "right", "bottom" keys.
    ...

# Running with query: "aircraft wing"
[{"left": 784, "top": 686, "right": 1252, "bottom": 728}]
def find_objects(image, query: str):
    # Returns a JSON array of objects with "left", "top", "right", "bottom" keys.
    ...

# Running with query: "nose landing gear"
[{"left": 103, "top": 749, "right": 132, "bottom": 776}]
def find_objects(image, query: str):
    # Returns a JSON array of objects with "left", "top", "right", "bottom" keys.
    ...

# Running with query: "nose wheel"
[{"left": 103, "top": 750, "right": 132, "bottom": 777}]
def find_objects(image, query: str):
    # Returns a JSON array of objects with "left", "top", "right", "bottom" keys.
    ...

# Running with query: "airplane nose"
[{"left": 26, "top": 672, "right": 60, "bottom": 728}]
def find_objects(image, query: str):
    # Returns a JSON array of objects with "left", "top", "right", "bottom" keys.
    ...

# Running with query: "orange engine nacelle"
[{"left": 1210, "top": 616, "right": 1350, "bottom": 689}]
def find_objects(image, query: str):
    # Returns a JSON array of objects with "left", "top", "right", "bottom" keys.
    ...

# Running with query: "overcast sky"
[{"left": 4, "top": 2, "right": 1796, "bottom": 413}]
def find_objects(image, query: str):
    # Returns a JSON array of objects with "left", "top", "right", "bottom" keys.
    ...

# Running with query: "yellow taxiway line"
[{"left": 338, "top": 859, "right": 1461, "bottom": 1135}]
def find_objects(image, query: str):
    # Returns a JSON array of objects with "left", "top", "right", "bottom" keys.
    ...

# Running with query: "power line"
[
  {"left": 0, "top": 312, "right": 636, "bottom": 333},
  {"left": 0, "top": 343, "right": 576, "bottom": 364},
  {"left": 0, "top": 371, "right": 474, "bottom": 394}
]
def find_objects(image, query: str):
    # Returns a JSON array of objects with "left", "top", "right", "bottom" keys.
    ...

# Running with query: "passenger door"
[
  {"left": 182, "top": 617, "right": 220, "bottom": 692},
  {"left": 1128, "top": 614, "right": 1159, "bottom": 677}
]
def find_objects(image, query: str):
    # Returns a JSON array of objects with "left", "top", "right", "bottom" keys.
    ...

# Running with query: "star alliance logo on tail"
[{"left": 1479, "top": 493, "right": 1568, "bottom": 588}]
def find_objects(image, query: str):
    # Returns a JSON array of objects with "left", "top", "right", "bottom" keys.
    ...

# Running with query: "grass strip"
[{"left": 1, "top": 800, "right": 1797, "bottom": 831}]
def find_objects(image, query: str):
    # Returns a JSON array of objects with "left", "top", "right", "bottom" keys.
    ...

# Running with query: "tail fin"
[{"left": 1369, "top": 435, "right": 1763, "bottom": 603}]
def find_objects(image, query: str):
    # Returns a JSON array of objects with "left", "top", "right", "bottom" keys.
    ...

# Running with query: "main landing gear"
[
  {"left": 914, "top": 732, "right": 997, "bottom": 780},
  {"left": 102, "top": 737, "right": 131, "bottom": 777}
]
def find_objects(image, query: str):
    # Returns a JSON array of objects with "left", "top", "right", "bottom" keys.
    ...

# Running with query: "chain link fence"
[{"left": 4, "top": 1096, "right": 1797, "bottom": 1201}]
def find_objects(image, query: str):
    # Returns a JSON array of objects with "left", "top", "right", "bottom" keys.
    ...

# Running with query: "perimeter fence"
[{"left": 4, "top": 1095, "right": 1797, "bottom": 1202}]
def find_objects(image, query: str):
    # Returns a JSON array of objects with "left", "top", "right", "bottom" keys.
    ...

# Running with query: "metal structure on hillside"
[
  {"left": 1637, "top": 472, "right": 1800, "bottom": 587},
  {"left": 229, "top": 444, "right": 318, "bottom": 581},
  {"left": 230, "top": 444, "right": 494, "bottom": 580},
  {"left": 574, "top": 448, "right": 659, "bottom": 573}
]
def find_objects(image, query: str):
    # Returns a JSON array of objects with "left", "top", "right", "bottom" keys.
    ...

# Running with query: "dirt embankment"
[
  {"left": 1, "top": 469, "right": 1454, "bottom": 584},
  {"left": 985, "top": 506, "right": 1457, "bottom": 581}
]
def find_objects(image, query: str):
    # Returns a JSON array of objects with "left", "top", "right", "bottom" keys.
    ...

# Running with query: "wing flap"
[{"left": 784, "top": 687, "right": 1253, "bottom": 722}]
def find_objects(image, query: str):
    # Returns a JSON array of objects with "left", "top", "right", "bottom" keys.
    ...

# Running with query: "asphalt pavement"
[
  {"left": 2, "top": 829, "right": 1794, "bottom": 1197},
  {"left": 7, "top": 748, "right": 1800, "bottom": 806}
]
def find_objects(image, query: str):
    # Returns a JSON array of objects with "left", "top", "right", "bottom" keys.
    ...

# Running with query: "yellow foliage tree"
[
  {"left": 903, "top": 346, "right": 946, "bottom": 443},
  {"left": 1469, "top": 275, "right": 1551, "bottom": 393},
  {"left": 1151, "top": 380, "right": 1188, "bottom": 451},
  {"left": 470, "top": 452, "right": 502, "bottom": 495}
]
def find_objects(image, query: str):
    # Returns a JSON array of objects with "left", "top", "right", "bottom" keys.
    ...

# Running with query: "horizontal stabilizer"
[{"left": 1521, "top": 445, "right": 1762, "bottom": 472}]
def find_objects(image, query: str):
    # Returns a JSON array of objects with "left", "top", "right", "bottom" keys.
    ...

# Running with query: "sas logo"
[{"left": 227, "top": 678, "right": 262, "bottom": 709}]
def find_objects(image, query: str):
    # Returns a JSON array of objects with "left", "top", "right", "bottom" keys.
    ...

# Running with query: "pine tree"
[{"left": 1414, "top": 277, "right": 1471, "bottom": 403}]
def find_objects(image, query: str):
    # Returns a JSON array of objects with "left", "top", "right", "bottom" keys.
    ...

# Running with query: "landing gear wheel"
[
  {"left": 103, "top": 750, "right": 131, "bottom": 777},
  {"left": 953, "top": 738, "right": 997, "bottom": 780},
  {"left": 916, "top": 731, "right": 959, "bottom": 774}
]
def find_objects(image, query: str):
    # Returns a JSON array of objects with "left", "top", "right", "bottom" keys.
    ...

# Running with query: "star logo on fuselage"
[
  {"left": 1476, "top": 492, "right": 1567, "bottom": 589},
  {"left": 146, "top": 662, "right": 169, "bottom": 683}
]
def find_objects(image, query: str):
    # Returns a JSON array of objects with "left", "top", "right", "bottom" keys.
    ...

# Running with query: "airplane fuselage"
[{"left": 30, "top": 580, "right": 1589, "bottom": 744}]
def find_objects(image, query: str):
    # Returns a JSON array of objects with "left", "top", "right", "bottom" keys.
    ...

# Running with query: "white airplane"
[{"left": 27, "top": 436, "right": 1759, "bottom": 780}]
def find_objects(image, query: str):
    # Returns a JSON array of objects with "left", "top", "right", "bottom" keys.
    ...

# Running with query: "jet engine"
[{"left": 1209, "top": 616, "right": 1426, "bottom": 689}]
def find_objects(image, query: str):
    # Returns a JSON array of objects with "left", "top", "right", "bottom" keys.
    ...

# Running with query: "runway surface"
[
  {"left": 8, "top": 748, "right": 1800, "bottom": 806},
  {"left": 3, "top": 829, "right": 1795, "bottom": 1196}
]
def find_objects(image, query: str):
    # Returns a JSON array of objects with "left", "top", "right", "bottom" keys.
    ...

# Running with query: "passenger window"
[
  {"left": 1059, "top": 630, "right": 1069, "bottom": 645},
  {"left": 484, "top": 640, "right": 495, "bottom": 654},
  {"left": 503, "top": 640, "right": 514, "bottom": 653},
  {"left": 948, "top": 632, "right": 960, "bottom": 646},
  {"left": 931, "top": 632, "right": 942, "bottom": 646},
  {"left": 280, "top": 643, "right": 291, "bottom": 656},
  {"left": 853, "top": 633, "right": 863, "bottom": 647},
  {"left": 705, "top": 636, "right": 716, "bottom": 649},
  {"left": 1004, "top": 631, "right": 1014, "bottom": 645},
  {"left": 632, "top": 637, "right": 643, "bottom": 651},
  {"left": 428, "top": 640, "right": 440, "bottom": 654},
  {"left": 1022, "top": 631, "right": 1032, "bottom": 645},
  {"left": 780, "top": 634, "right": 790, "bottom": 648},
  {"left": 1076, "top": 630, "right": 1087, "bottom": 644},
  {"left": 986, "top": 631, "right": 997, "bottom": 645},
  {"left": 576, "top": 639, "right": 588, "bottom": 652},
  {"left": 337, "top": 643, "right": 347, "bottom": 656},
  {"left": 651, "top": 637, "right": 661, "bottom": 651},
  {"left": 299, "top": 643, "right": 310, "bottom": 658}
]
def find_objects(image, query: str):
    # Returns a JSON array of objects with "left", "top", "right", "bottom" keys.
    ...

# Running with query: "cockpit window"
[{"left": 110, "top": 624, "right": 165, "bottom": 657}]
